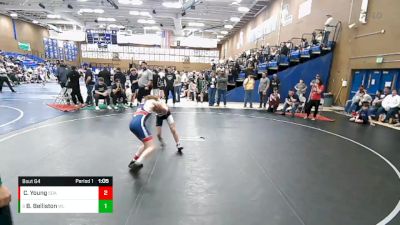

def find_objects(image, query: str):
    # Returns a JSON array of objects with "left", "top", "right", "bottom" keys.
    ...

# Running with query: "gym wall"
[
  {"left": 221, "top": 0, "right": 400, "bottom": 104},
  {"left": 0, "top": 14, "right": 49, "bottom": 56}
]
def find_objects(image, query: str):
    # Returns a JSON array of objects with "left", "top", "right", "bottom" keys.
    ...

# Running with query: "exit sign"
[{"left": 376, "top": 56, "right": 384, "bottom": 64}]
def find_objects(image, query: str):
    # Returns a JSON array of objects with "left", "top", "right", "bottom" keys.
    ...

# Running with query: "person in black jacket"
[
  {"left": 84, "top": 66, "right": 95, "bottom": 105},
  {"left": 67, "top": 66, "right": 84, "bottom": 106},
  {"left": 113, "top": 67, "right": 126, "bottom": 88},
  {"left": 163, "top": 68, "right": 176, "bottom": 104},
  {"left": 98, "top": 68, "right": 112, "bottom": 88},
  {"left": 0, "top": 176, "right": 12, "bottom": 225}
]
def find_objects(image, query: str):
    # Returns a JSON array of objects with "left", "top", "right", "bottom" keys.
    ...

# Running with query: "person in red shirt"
[{"left": 304, "top": 77, "right": 325, "bottom": 120}]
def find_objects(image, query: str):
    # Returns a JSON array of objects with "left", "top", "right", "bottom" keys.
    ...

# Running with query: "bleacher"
[{"left": 1, "top": 51, "right": 45, "bottom": 69}]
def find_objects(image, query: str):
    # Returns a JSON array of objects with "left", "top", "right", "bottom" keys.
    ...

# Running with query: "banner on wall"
[
  {"left": 298, "top": 0, "right": 312, "bottom": 19},
  {"left": 281, "top": 4, "right": 293, "bottom": 26},
  {"left": 18, "top": 42, "right": 31, "bottom": 51},
  {"left": 248, "top": 15, "right": 277, "bottom": 43}
]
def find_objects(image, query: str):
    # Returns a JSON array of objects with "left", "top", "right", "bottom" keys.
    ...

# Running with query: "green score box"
[{"left": 99, "top": 200, "right": 113, "bottom": 213}]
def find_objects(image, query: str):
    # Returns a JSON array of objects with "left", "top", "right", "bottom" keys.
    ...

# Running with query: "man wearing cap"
[{"left": 137, "top": 61, "right": 153, "bottom": 104}]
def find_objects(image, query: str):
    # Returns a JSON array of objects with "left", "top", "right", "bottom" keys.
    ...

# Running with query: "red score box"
[{"left": 99, "top": 186, "right": 113, "bottom": 200}]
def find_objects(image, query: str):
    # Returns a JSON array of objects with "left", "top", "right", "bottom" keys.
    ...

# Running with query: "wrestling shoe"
[
  {"left": 128, "top": 161, "right": 143, "bottom": 170},
  {"left": 95, "top": 106, "right": 100, "bottom": 110},
  {"left": 177, "top": 143, "right": 184, "bottom": 153}
]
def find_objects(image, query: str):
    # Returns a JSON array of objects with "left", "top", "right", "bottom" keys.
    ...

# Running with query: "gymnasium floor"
[{"left": 0, "top": 84, "right": 399, "bottom": 225}]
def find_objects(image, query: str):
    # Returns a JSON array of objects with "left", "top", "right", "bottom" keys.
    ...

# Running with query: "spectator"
[
  {"left": 323, "top": 15, "right": 338, "bottom": 46},
  {"left": 377, "top": 89, "right": 400, "bottom": 123},
  {"left": 137, "top": 61, "right": 153, "bottom": 104},
  {"left": 94, "top": 77, "right": 112, "bottom": 110},
  {"left": 174, "top": 71, "right": 182, "bottom": 102},
  {"left": 98, "top": 68, "right": 112, "bottom": 89},
  {"left": 164, "top": 68, "right": 176, "bottom": 104},
  {"left": 151, "top": 69, "right": 161, "bottom": 97},
  {"left": 208, "top": 72, "right": 217, "bottom": 106},
  {"left": 369, "top": 88, "right": 389, "bottom": 118},
  {"left": 270, "top": 74, "right": 280, "bottom": 93},
  {"left": 157, "top": 69, "right": 165, "bottom": 99},
  {"left": 188, "top": 80, "right": 197, "bottom": 101},
  {"left": 84, "top": 66, "right": 95, "bottom": 105},
  {"left": 258, "top": 72, "right": 270, "bottom": 109},
  {"left": 243, "top": 74, "right": 255, "bottom": 108},
  {"left": 0, "top": 175, "right": 12, "bottom": 225},
  {"left": 111, "top": 78, "right": 127, "bottom": 109},
  {"left": 346, "top": 89, "right": 372, "bottom": 114},
  {"left": 36, "top": 63, "right": 47, "bottom": 86},
  {"left": 196, "top": 74, "right": 207, "bottom": 103},
  {"left": 268, "top": 88, "right": 280, "bottom": 113},
  {"left": 129, "top": 68, "right": 139, "bottom": 107},
  {"left": 55, "top": 63, "right": 68, "bottom": 88},
  {"left": 349, "top": 101, "right": 375, "bottom": 126},
  {"left": 294, "top": 79, "right": 307, "bottom": 97},
  {"left": 281, "top": 89, "right": 300, "bottom": 117},
  {"left": 0, "top": 65, "right": 16, "bottom": 93},
  {"left": 67, "top": 66, "right": 84, "bottom": 106},
  {"left": 304, "top": 77, "right": 325, "bottom": 120},
  {"left": 114, "top": 67, "right": 126, "bottom": 89},
  {"left": 216, "top": 71, "right": 228, "bottom": 107}
]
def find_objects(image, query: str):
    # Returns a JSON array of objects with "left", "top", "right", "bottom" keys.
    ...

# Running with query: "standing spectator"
[
  {"left": 164, "top": 68, "right": 176, "bottom": 104},
  {"left": 304, "top": 77, "right": 325, "bottom": 120},
  {"left": 243, "top": 74, "right": 255, "bottom": 108},
  {"left": 323, "top": 15, "right": 338, "bottom": 46},
  {"left": 84, "top": 66, "right": 95, "bottom": 105},
  {"left": 36, "top": 63, "right": 47, "bottom": 86},
  {"left": 216, "top": 71, "right": 228, "bottom": 107},
  {"left": 55, "top": 63, "right": 68, "bottom": 88},
  {"left": 196, "top": 74, "right": 207, "bottom": 103},
  {"left": 129, "top": 68, "right": 139, "bottom": 107},
  {"left": 67, "top": 66, "right": 84, "bottom": 106},
  {"left": 270, "top": 74, "right": 280, "bottom": 92},
  {"left": 268, "top": 88, "right": 280, "bottom": 113},
  {"left": 151, "top": 69, "right": 161, "bottom": 97},
  {"left": 281, "top": 89, "right": 300, "bottom": 117},
  {"left": 258, "top": 72, "right": 270, "bottom": 109},
  {"left": 137, "top": 61, "right": 153, "bottom": 104},
  {"left": 94, "top": 77, "right": 112, "bottom": 110},
  {"left": 0, "top": 65, "right": 15, "bottom": 93},
  {"left": 114, "top": 68, "right": 126, "bottom": 89},
  {"left": 294, "top": 79, "right": 307, "bottom": 97},
  {"left": 98, "top": 68, "right": 112, "bottom": 89},
  {"left": 377, "top": 89, "right": 400, "bottom": 123},
  {"left": 208, "top": 72, "right": 217, "bottom": 106},
  {"left": 174, "top": 71, "right": 182, "bottom": 102}
]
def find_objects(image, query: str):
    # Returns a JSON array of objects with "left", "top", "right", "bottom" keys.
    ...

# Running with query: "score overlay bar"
[{"left": 18, "top": 176, "right": 113, "bottom": 213}]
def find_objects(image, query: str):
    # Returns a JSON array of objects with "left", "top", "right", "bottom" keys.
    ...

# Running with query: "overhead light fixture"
[
  {"left": 10, "top": 13, "right": 18, "bottom": 18},
  {"left": 79, "top": 9, "right": 104, "bottom": 14},
  {"left": 129, "top": 11, "right": 152, "bottom": 17},
  {"left": 221, "top": 31, "right": 228, "bottom": 35},
  {"left": 156, "top": 31, "right": 162, "bottom": 35},
  {"left": 77, "top": 0, "right": 88, "bottom": 1},
  {"left": 97, "top": 17, "right": 116, "bottom": 22},
  {"left": 138, "top": 19, "right": 156, "bottom": 24},
  {"left": 224, "top": 24, "right": 233, "bottom": 29},
  {"left": 47, "top": 14, "right": 61, "bottom": 19},
  {"left": 230, "top": 17, "right": 240, "bottom": 22},
  {"left": 188, "top": 22, "right": 204, "bottom": 27},
  {"left": 162, "top": 1, "right": 182, "bottom": 8},
  {"left": 217, "top": 35, "right": 224, "bottom": 39},
  {"left": 32, "top": 20, "right": 39, "bottom": 24},
  {"left": 108, "top": 24, "right": 125, "bottom": 29},
  {"left": 118, "top": 0, "right": 143, "bottom": 5},
  {"left": 38, "top": 3, "right": 45, "bottom": 9},
  {"left": 144, "top": 26, "right": 160, "bottom": 30},
  {"left": 238, "top": 6, "right": 250, "bottom": 12}
]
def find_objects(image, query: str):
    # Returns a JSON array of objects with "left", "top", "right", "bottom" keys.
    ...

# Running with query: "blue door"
[
  {"left": 381, "top": 70, "right": 396, "bottom": 90},
  {"left": 350, "top": 70, "right": 367, "bottom": 99},
  {"left": 387, "top": 70, "right": 400, "bottom": 90},
  {"left": 365, "top": 70, "right": 381, "bottom": 96}
]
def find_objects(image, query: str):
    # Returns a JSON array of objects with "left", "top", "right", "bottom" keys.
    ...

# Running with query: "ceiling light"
[
  {"left": 47, "top": 14, "right": 61, "bottom": 19},
  {"left": 32, "top": 20, "right": 39, "bottom": 24},
  {"left": 10, "top": 13, "right": 18, "bottom": 18},
  {"left": 224, "top": 24, "right": 233, "bottom": 29},
  {"left": 217, "top": 35, "right": 224, "bottom": 39},
  {"left": 94, "top": 9, "right": 104, "bottom": 13},
  {"left": 129, "top": 11, "right": 139, "bottom": 15},
  {"left": 138, "top": 19, "right": 155, "bottom": 24},
  {"left": 77, "top": 0, "right": 88, "bottom": 2},
  {"left": 156, "top": 31, "right": 162, "bottom": 35},
  {"left": 79, "top": 9, "right": 104, "bottom": 14},
  {"left": 130, "top": 11, "right": 152, "bottom": 17},
  {"left": 221, "top": 31, "right": 228, "bottom": 35},
  {"left": 238, "top": 7, "right": 250, "bottom": 12},
  {"left": 118, "top": 0, "right": 143, "bottom": 5},
  {"left": 97, "top": 17, "right": 116, "bottom": 22},
  {"left": 108, "top": 24, "right": 125, "bottom": 29},
  {"left": 162, "top": 1, "right": 182, "bottom": 8},
  {"left": 188, "top": 22, "right": 204, "bottom": 27},
  {"left": 144, "top": 26, "right": 160, "bottom": 30},
  {"left": 230, "top": 17, "right": 240, "bottom": 22}
]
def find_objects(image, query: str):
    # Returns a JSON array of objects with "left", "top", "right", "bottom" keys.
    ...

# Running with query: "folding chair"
[{"left": 54, "top": 87, "right": 72, "bottom": 104}]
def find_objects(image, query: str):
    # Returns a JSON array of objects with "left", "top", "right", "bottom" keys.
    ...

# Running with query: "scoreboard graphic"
[{"left": 18, "top": 176, "right": 113, "bottom": 213}]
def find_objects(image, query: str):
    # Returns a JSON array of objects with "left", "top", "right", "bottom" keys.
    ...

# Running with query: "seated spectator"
[
  {"left": 294, "top": 79, "right": 307, "bottom": 97},
  {"left": 268, "top": 88, "right": 280, "bottom": 113},
  {"left": 94, "top": 77, "right": 112, "bottom": 110},
  {"left": 369, "top": 88, "right": 390, "bottom": 118},
  {"left": 345, "top": 88, "right": 368, "bottom": 114},
  {"left": 281, "top": 89, "right": 300, "bottom": 117},
  {"left": 377, "top": 89, "right": 400, "bottom": 123},
  {"left": 349, "top": 101, "right": 375, "bottom": 126},
  {"left": 111, "top": 78, "right": 127, "bottom": 109}
]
